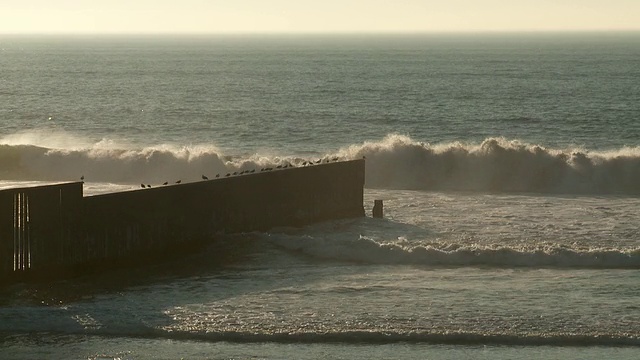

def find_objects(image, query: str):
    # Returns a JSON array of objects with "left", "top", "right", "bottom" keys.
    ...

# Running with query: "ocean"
[{"left": 0, "top": 33, "right": 639, "bottom": 359}]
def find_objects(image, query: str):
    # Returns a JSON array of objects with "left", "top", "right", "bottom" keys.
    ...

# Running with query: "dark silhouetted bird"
[
  {"left": 225, "top": 173, "right": 230, "bottom": 177},
  {"left": 175, "top": 180, "right": 181, "bottom": 184},
  {"left": 147, "top": 184, "right": 151, "bottom": 188},
  {"left": 202, "top": 175, "right": 208, "bottom": 180},
  {"left": 215, "top": 174, "right": 220, "bottom": 178},
  {"left": 80, "top": 175, "right": 84, "bottom": 181},
  {"left": 141, "top": 184, "right": 145, "bottom": 188},
  {"left": 163, "top": 181, "right": 168, "bottom": 185}
]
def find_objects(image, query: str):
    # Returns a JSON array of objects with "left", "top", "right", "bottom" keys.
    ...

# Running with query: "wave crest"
[
  {"left": 268, "top": 234, "right": 640, "bottom": 269},
  {"left": 338, "top": 134, "right": 640, "bottom": 194},
  {"left": 0, "top": 144, "right": 300, "bottom": 184},
  {"left": 2, "top": 131, "right": 639, "bottom": 194}
]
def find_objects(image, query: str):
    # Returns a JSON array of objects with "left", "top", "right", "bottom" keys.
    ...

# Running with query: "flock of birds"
[{"left": 81, "top": 156, "right": 346, "bottom": 189}]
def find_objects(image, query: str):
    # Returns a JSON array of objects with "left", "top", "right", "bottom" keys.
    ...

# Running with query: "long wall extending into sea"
[{"left": 0, "top": 159, "right": 365, "bottom": 283}]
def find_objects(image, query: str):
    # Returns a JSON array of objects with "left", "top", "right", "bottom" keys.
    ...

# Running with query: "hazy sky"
[{"left": 1, "top": 0, "right": 638, "bottom": 34}]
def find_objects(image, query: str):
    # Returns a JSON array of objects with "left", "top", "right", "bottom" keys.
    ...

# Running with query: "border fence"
[{"left": 0, "top": 160, "right": 365, "bottom": 283}]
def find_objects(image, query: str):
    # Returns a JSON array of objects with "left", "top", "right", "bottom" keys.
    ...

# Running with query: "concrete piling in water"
[{"left": 372, "top": 200, "right": 383, "bottom": 218}]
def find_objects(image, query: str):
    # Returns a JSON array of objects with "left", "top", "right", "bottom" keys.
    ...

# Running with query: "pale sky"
[{"left": 0, "top": 0, "right": 638, "bottom": 34}]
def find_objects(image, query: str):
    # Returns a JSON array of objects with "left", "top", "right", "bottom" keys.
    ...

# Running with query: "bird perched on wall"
[
  {"left": 175, "top": 180, "right": 181, "bottom": 184},
  {"left": 141, "top": 184, "right": 146, "bottom": 188},
  {"left": 202, "top": 175, "right": 208, "bottom": 180},
  {"left": 163, "top": 182, "right": 168, "bottom": 185}
]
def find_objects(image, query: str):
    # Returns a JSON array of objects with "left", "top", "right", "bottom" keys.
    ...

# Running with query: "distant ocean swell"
[
  {"left": 268, "top": 234, "right": 640, "bottom": 269},
  {"left": 1, "top": 132, "right": 639, "bottom": 195},
  {"left": 4, "top": 329, "right": 637, "bottom": 347},
  {"left": 152, "top": 330, "right": 640, "bottom": 347}
]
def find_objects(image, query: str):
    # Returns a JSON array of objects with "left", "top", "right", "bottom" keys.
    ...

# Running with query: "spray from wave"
[
  {"left": 1, "top": 131, "right": 639, "bottom": 194},
  {"left": 339, "top": 134, "right": 640, "bottom": 195},
  {"left": 0, "top": 130, "right": 299, "bottom": 184}
]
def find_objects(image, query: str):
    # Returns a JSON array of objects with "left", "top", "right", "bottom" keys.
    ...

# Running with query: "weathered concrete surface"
[{"left": 0, "top": 160, "right": 364, "bottom": 283}]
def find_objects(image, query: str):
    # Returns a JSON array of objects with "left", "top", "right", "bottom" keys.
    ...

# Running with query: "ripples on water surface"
[{"left": 0, "top": 33, "right": 639, "bottom": 358}]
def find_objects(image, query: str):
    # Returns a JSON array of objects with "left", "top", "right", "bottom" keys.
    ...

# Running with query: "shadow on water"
[
  {"left": 0, "top": 234, "right": 261, "bottom": 307},
  {"left": 0, "top": 215, "right": 434, "bottom": 349},
  {"left": 0, "top": 216, "right": 425, "bottom": 308}
]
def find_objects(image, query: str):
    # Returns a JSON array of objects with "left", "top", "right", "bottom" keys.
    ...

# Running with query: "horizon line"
[{"left": 2, "top": 29, "right": 640, "bottom": 37}]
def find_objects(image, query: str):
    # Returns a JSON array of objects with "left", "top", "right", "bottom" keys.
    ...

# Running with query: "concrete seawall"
[{"left": 0, "top": 159, "right": 365, "bottom": 283}]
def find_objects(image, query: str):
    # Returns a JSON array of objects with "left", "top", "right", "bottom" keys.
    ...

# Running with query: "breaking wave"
[
  {"left": 339, "top": 134, "right": 640, "bottom": 195},
  {"left": 0, "top": 133, "right": 297, "bottom": 184},
  {"left": 268, "top": 234, "right": 640, "bottom": 269},
  {"left": 1, "top": 131, "right": 639, "bottom": 195}
]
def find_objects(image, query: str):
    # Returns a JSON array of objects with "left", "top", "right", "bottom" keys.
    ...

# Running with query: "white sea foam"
[
  {"left": 1, "top": 131, "right": 639, "bottom": 194},
  {"left": 338, "top": 134, "right": 640, "bottom": 194},
  {"left": 267, "top": 233, "right": 640, "bottom": 269}
]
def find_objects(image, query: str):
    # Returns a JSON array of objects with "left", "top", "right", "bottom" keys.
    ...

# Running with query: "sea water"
[{"left": 0, "top": 33, "right": 639, "bottom": 359}]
